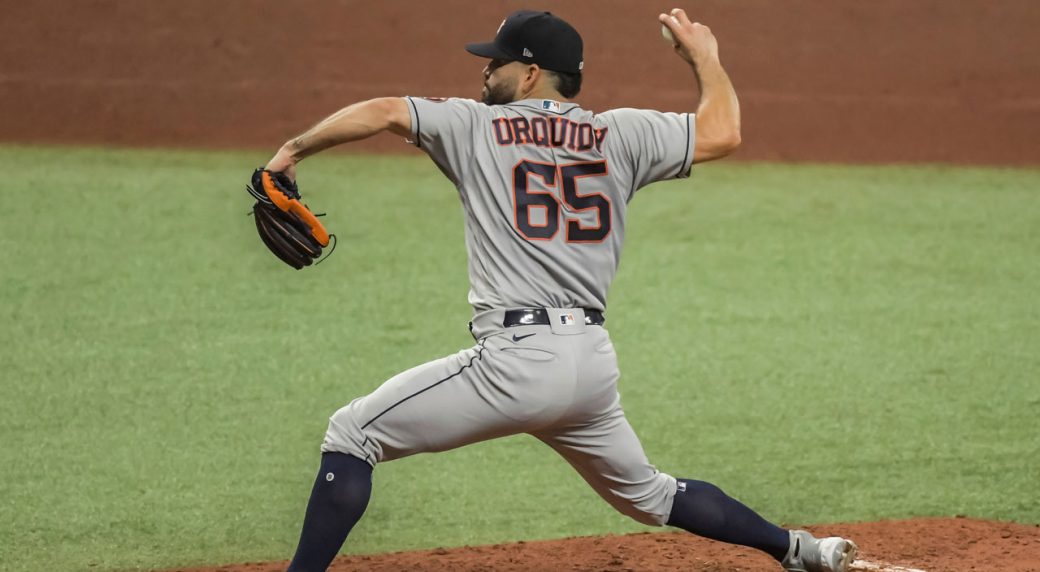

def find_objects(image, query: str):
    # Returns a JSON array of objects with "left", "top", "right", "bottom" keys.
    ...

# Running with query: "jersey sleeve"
[
  {"left": 404, "top": 96, "right": 484, "bottom": 185},
  {"left": 601, "top": 108, "right": 696, "bottom": 191}
]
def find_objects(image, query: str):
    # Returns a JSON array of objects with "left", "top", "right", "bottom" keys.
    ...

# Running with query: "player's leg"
[
  {"left": 322, "top": 334, "right": 576, "bottom": 463},
  {"left": 669, "top": 477, "right": 858, "bottom": 572},
  {"left": 285, "top": 452, "right": 372, "bottom": 572},
  {"left": 551, "top": 327, "right": 856, "bottom": 571},
  {"left": 534, "top": 407, "right": 789, "bottom": 561},
  {"left": 667, "top": 477, "right": 790, "bottom": 561},
  {"left": 534, "top": 325, "right": 792, "bottom": 561},
  {"left": 288, "top": 333, "right": 575, "bottom": 572}
]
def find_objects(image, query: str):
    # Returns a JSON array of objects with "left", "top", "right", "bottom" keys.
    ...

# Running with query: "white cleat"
[{"left": 781, "top": 529, "right": 858, "bottom": 572}]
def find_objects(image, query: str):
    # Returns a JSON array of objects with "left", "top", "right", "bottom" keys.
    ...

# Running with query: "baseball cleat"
[{"left": 781, "top": 529, "right": 858, "bottom": 572}]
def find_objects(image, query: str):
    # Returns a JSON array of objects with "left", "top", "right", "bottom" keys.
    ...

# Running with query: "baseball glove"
[{"left": 246, "top": 168, "right": 335, "bottom": 269}]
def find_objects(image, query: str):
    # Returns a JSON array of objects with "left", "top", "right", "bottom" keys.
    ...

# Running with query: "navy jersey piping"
[
  {"left": 407, "top": 97, "right": 422, "bottom": 148},
  {"left": 502, "top": 100, "right": 581, "bottom": 117},
  {"left": 675, "top": 113, "right": 692, "bottom": 178}
]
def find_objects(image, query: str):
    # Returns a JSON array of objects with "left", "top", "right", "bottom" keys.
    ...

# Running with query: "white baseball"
[{"left": 661, "top": 16, "right": 679, "bottom": 45}]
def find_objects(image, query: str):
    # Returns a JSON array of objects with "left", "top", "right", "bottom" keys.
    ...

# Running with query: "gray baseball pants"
[{"left": 322, "top": 307, "right": 678, "bottom": 526}]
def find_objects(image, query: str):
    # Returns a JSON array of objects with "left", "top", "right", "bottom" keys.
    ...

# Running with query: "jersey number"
[{"left": 513, "top": 160, "right": 612, "bottom": 242}]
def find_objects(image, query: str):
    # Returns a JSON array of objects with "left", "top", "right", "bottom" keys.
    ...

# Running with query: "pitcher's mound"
[{"left": 167, "top": 517, "right": 1039, "bottom": 572}]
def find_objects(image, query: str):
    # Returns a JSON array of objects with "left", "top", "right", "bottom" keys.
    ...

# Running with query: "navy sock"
[
  {"left": 666, "top": 479, "right": 790, "bottom": 561},
  {"left": 286, "top": 452, "right": 373, "bottom": 572}
]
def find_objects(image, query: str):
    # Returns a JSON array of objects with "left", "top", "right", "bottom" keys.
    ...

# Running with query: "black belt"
[{"left": 503, "top": 308, "right": 604, "bottom": 327}]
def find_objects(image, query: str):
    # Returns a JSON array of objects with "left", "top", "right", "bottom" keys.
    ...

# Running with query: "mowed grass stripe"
[{"left": 0, "top": 145, "right": 1036, "bottom": 571}]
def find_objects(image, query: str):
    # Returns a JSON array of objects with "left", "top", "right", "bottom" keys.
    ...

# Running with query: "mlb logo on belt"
[
  {"left": 542, "top": 100, "right": 561, "bottom": 112},
  {"left": 560, "top": 312, "right": 576, "bottom": 325}
]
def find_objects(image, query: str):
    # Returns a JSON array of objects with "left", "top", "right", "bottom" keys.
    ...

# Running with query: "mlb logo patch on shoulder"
[{"left": 542, "top": 100, "right": 561, "bottom": 112}]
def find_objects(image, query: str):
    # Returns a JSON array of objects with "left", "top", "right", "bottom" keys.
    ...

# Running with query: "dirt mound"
[{"left": 167, "top": 517, "right": 1039, "bottom": 572}]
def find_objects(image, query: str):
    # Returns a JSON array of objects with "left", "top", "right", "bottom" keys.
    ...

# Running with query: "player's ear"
[{"left": 523, "top": 64, "right": 542, "bottom": 90}]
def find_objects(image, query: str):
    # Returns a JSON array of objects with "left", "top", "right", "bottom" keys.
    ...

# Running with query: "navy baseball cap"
[{"left": 466, "top": 10, "right": 584, "bottom": 74}]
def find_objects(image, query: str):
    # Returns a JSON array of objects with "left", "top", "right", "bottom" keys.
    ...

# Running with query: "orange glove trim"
[{"left": 261, "top": 171, "right": 331, "bottom": 247}]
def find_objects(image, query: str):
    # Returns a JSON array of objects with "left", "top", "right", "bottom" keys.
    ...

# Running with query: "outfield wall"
[{"left": 2, "top": 0, "right": 1038, "bottom": 165}]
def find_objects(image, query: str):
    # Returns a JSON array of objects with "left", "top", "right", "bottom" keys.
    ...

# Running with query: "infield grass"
[{"left": 0, "top": 145, "right": 1037, "bottom": 571}]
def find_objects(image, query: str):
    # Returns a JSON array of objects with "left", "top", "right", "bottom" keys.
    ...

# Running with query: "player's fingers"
[
  {"left": 658, "top": 12, "right": 681, "bottom": 33},
  {"left": 670, "top": 8, "right": 693, "bottom": 27}
]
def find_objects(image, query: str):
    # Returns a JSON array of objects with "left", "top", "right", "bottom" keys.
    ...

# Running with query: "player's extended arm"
[
  {"left": 660, "top": 9, "right": 741, "bottom": 163},
  {"left": 265, "top": 97, "right": 412, "bottom": 175}
]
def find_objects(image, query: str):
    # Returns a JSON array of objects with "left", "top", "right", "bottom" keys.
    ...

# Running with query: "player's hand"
[
  {"left": 659, "top": 8, "right": 720, "bottom": 69},
  {"left": 265, "top": 147, "right": 298, "bottom": 182}
]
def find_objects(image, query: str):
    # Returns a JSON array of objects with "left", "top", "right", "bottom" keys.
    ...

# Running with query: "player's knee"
[
  {"left": 605, "top": 473, "right": 677, "bottom": 527},
  {"left": 321, "top": 404, "right": 374, "bottom": 464},
  {"left": 619, "top": 504, "right": 669, "bottom": 526}
]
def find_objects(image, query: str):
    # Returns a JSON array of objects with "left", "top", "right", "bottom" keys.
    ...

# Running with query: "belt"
[{"left": 503, "top": 308, "right": 605, "bottom": 327}]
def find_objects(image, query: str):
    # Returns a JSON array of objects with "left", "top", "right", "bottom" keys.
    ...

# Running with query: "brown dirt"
[
  {"left": 2, "top": 1, "right": 1039, "bottom": 165},
  {"left": 165, "top": 517, "right": 1040, "bottom": 572}
]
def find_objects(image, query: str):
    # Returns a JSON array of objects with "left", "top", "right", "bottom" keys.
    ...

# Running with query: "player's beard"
[{"left": 482, "top": 76, "right": 518, "bottom": 105}]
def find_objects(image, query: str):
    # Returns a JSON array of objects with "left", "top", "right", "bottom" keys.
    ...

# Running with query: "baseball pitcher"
[{"left": 260, "top": 9, "right": 858, "bottom": 572}]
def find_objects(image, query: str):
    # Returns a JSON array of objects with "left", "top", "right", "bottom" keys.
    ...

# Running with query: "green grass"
[{"left": 0, "top": 145, "right": 1037, "bottom": 571}]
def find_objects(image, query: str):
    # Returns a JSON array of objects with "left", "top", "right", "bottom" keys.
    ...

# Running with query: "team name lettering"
[{"left": 492, "top": 117, "right": 608, "bottom": 153}]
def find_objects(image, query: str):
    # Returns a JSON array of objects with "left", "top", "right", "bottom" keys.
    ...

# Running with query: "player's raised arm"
[
  {"left": 660, "top": 9, "right": 741, "bottom": 163},
  {"left": 265, "top": 97, "right": 412, "bottom": 175}
]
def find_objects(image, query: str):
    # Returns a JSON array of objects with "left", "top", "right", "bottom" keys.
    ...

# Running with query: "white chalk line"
[{"left": 852, "top": 559, "right": 927, "bottom": 572}]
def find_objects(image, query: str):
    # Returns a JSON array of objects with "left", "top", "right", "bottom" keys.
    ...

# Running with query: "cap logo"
[
  {"left": 522, "top": 48, "right": 534, "bottom": 58},
  {"left": 497, "top": 19, "right": 506, "bottom": 34},
  {"left": 578, "top": 61, "right": 584, "bottom": 71}
]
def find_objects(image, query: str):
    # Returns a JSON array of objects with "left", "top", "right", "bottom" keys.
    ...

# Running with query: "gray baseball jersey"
[
  {"left": 322, "top": 97, "right": 696, "bottom": 527},
  {"left": 403, "top": 97, "right": 694, "bottom": 311}
]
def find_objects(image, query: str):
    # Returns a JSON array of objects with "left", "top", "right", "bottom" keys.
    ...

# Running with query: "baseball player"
[{"left": 264, "top": 9, "right": 858, "bottom": 572}]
